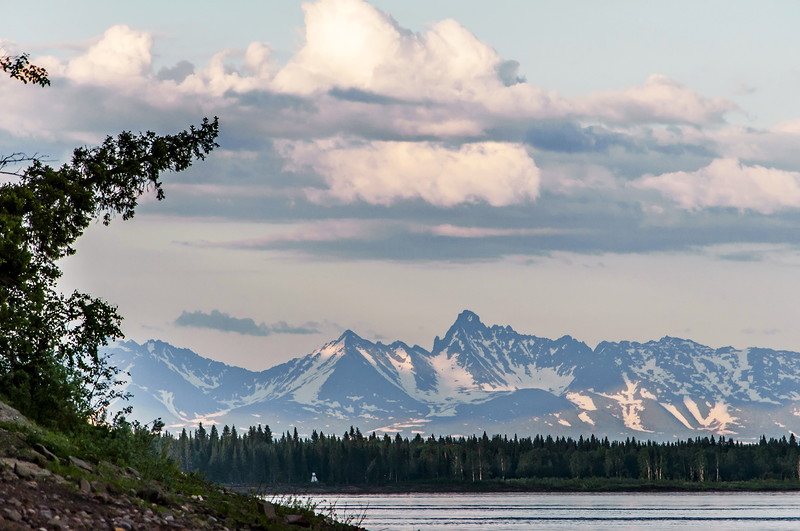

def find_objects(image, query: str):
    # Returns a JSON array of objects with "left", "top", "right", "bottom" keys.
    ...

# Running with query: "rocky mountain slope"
[{"left": 105, "top": 311, "right": 800, "bottom": 441}]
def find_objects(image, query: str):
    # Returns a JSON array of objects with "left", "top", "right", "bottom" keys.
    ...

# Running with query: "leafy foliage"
[
  {"left": 0, "top": 53, "right": 50, "bottom": 86},
  {"left": 0, "top": 54, "right": 219, "bottom": 428}
]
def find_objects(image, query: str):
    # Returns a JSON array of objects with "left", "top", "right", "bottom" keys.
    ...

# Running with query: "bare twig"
[{"left": 0, "top": 152, "right": 50, "bottom": 177}]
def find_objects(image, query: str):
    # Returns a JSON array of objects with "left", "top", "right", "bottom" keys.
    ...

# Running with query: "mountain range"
[{"left": 103, "top": 310, "right": 800, "bottom": 441}]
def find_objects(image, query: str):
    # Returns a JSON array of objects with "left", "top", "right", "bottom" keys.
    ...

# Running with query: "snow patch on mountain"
[
  {"left": 156, "top": 390, "right": 179, "bottom": 419},
  {"left": 291, "top": 363, "right": 338, "bottom": 406},
  {"left": 566, "top": 392, "right": 597, "bottom": 411},
  {"left": 683, "top": 397, "right": 738, "bottom": 434},
  {"left": 578, "top": 412, "right": 595, "bottom": 425},
  {"left": 385, "top": 346, "right": 417, "bottom": 392},
  {"left": 373, "top": 418, "right": 432, "bottom": 433},
  {"left": 661, "top": 402, "right": 694, "bottom": 430},
  {"left": 487, "top": 366, "right": 573, "bottom": 394},
  {"left": 354, "top": 346, "right": 412, "bottom": 395},
  {"left": 598, "top": 380, "right": 653, "bottom": 433},
  {"left": 427, "top": 350, "right": 483, "bottom": 406}
]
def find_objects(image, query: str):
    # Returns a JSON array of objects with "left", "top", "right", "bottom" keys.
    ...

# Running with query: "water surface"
[{"left": 310, "top": 492, "right": 800, "bottom": 530}]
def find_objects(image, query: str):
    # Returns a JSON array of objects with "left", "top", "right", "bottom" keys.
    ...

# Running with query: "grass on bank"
[{"left": 0, "top": 416, "right": 363, "bottom": 530}]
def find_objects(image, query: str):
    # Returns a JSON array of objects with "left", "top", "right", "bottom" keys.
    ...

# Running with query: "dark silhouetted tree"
[{"left": 0, "top": 53, "right": 219, "bottom": 428}]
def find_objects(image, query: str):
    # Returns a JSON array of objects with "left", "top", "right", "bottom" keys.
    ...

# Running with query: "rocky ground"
[{"left": 0, "top": 402, "right": 357, "bottom": 530}]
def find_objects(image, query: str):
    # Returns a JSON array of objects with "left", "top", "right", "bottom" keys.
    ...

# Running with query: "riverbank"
[
  {"left": 232, "top": 476, "right": 800, "bottom": 495},
  {"left": 0, "top": 400, "right": 363, "bottom": 529}
]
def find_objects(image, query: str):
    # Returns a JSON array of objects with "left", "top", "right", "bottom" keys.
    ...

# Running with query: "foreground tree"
[
  {"left": 0, "top": 53, "right": 50, "bottom": 86},
  {"left": 0, "top": 54, "right": 219, "bottom": 427}
]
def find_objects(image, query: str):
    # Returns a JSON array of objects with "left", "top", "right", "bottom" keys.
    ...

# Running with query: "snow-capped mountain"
[{"left": 105, "top": 310, "right": 800, "bottom": 441}]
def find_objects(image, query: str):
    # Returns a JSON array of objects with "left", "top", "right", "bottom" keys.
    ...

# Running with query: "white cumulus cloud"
[
  {"left": 634, "top": 158, "right": 800, "bottom": 213},
  {"left": 2, "top": 0, "right": 742, "bottom": 152},
  {"left": 273, "top": 0, "right": 507, "bottom": 101},
  {"left": 178, "top": 42, "right": 274, "bottom": 96},
  {"left": 277, "top": 139, "right": 540, "bottom": 207},
  {"left": 67, "top": 25, "right": 153, "bottom": 85}
]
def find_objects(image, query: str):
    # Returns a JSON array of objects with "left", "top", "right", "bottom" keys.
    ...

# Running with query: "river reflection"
[{"left": 310, "top": 491, "right": 800, "bottom": 530}]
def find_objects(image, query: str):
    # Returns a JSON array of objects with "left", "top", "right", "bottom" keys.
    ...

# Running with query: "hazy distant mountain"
[{"left": 105, "top": 310, "right": 800, "bottom": 441}]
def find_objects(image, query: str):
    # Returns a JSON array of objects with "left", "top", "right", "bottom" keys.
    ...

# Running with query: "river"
[{"left": 308, "top": 492, "right": 800, "bottom": 530}]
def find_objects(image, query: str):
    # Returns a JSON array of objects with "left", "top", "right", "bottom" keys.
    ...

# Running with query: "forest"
[{"left": 159, "top": 423, "right": 800, "bottom": 489}]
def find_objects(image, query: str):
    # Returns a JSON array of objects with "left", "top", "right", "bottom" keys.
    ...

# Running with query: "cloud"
[
  {"left": 5, "top": 0, "right": 796, "bottom": 267},
  {"left": 425, "top": 225, "right": 573, "bottom": 238},
  {"left": 209, "top": 220, "right": 577, "bottom": 247},
  {"left": 184, "top": 215, "right": 606, "bottom": 261},
  {"left": 582, "top": 74, "right": 735, "bottom": 124},
  {"left": 327, "top": 86, "right": 410, "bottom": 105},
  {"left": 175, "top": 310, "right": 320, "bottom": 336},
  {"left": 2, "top": 0, "right": 743, "bottom": 162},
  {"left": 277, "top": 138, "right": 540, "bottom": 206},
  {"left": 524, "top": 121, "right": 635, "bottom": 153},
  {"left": 157, "top": 60, "right": 195, "bottom": 82},
  {"left": 539, "top": 163, "right": 618, "bottom": 194},
  {"left": 705, "top": 244, "right": 800, "bottom": 268},
  {"left": 272, "top": 0, "right": 509, "bottom": 100},
  {"left": 634, "top": 158, "right": 800, "bottom": 213},
  {"left": 209, "top": 219, "right": 383, "bottom": 248},
  {"left": 178, "top": 42, "right": 274, "bottom": 96},
  {"left": 496, "top": 60, "right": 526, "bottom": 87},
  {"left": 771, "top": 120, "right": 800, "bottom": 134},
  {"left": 66, "top": 25, "right": 153, "bottom": 86},
  {"left": 689, "top": 123, "right": 800, "bottom": 173}
]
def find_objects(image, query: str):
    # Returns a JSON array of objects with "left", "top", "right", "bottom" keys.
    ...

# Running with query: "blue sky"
[{"left": 4, "top": 0, "right": 800, "bottom": 369}]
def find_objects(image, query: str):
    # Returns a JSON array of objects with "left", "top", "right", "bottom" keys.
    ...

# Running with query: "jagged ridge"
[{"left": 104, "top": 311, "right": 800, "bottom": 441}]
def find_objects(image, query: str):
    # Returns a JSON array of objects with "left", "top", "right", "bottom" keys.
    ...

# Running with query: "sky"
[{"left": 4, "top": 0, "right": 800, "bottom": 370}]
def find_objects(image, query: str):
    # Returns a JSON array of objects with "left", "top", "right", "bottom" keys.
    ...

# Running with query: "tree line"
[{"left": 158, "top": 424, "right": 800, "bottom": 486}]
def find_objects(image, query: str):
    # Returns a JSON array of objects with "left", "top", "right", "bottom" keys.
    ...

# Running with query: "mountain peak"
[
  {"left": 337, "top": 329, "right": 364, "bottom": 344},
  {"left": 432, "top": 310, "right": 487, "bottom": 353},
  {"left": 454, "top": 309, "right": 482, "bottom": 327},
  {"left": 655, "top": 336, "right": 702, "bottom": 347}
]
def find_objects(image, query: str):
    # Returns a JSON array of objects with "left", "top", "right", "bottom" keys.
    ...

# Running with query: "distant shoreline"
[{"left": 234, "top": 478, "right": 800, "bottom": 496}]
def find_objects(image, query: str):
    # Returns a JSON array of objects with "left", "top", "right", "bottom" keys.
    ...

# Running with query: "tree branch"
[
  {"left": 1, "top": 54, "right": 50, "bottom": 86},
  {"left": 0, "top": 152, "right": 43, "bottom": 177}
]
